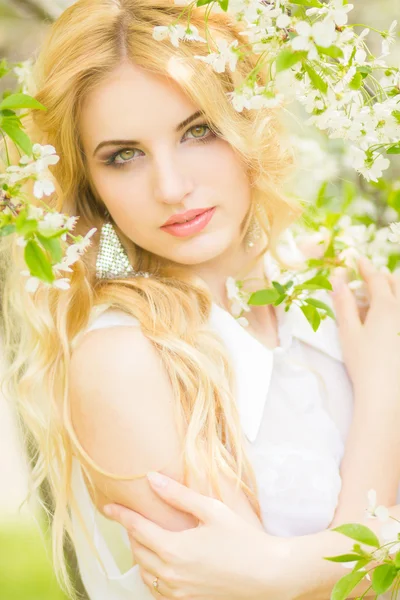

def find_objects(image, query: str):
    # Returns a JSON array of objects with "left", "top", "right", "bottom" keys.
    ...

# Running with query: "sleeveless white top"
[{"left": 69, "top": 278, "right": 355, "bottom": 599}]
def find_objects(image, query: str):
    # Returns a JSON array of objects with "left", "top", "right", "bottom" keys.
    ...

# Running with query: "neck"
[{"left": 189, "top": 240, "right": 268, "bottom": 310}]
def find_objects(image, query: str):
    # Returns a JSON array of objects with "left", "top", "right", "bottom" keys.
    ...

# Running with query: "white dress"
[{"left": 69, "top": 285, "right": 358, "bottom": 599}]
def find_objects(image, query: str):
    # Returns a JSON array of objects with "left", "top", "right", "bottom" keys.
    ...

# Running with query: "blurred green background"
[
  {"left": 0, "top": 0, "right": 399, "bottom": 598},
  {"left": 0, "top": 520, "right": 68, "bottom": 600}
]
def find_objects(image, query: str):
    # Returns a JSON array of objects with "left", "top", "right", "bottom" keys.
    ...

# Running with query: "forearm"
[
  {"left": 283, "top": 504, "right": 400, "bottom": 600},
  {"left": 331, "top": 384, "right": 400, "bottom": 525},
  {"left": 264, "top": 391, "right": 400, "bottom": 600}
]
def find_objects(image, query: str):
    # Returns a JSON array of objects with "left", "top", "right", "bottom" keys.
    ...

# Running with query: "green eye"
[
  {"left": 117, "top": 149, "right": 135, "bottom": 161},
  {"left": 187, "top": 124, "right": 211, "bottom": 139}
]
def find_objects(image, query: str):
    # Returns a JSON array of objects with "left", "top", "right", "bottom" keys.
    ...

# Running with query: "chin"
[{"left": 163, "top": 232, "right": 234, "bottom": 266}]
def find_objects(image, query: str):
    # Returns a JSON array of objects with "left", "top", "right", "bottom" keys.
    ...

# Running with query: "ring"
[{"left": 152, "top": 577, "right": 160, "bottom": 592}]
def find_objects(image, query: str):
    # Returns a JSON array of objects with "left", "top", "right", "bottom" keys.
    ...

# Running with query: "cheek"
[
  {"left": 91, "top": 168, "right": 150, "bottom": 221},
  {"left": 195, "top": 143, "right": 252, "bottom": 214}
]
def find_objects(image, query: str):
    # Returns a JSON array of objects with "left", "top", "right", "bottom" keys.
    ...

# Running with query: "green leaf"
[
  {"left": 305, "top": 298, "right": 335, "bottom": 320},
  {"left": 357, "top": 65, "right": 372, "bottom": 78},
  {"left": 371, "top": 564, "right": 397, "bottom": 595},
  {"left": 304, "top": 63, "right": 328, "bottom": 93},
  {"left": 0, "top": 93, "right": 46, "bottom": 112},
  {"left": 316, "top": 45, "right": 344, "bottom": 59},
  {"left": 0, "top": 108, "right": 20, "bottom": 120},
  {"left": 38, "top": 227, "right": 69, "bottom": 240},
  {"left": 248, "top": 288, "right": 280, "bottom": 306},
  {"left": 307, "top": 259, "right": 325, "bottom": 268},
  {"left": 1, "top": 120, "right": 32, "bottom": 155},
  {"left": 394, "top": 551, "right": 400, "bottom": 568},
  {"left": 349, "top": 72, "right": 363, "bottom": 90},
  {"left": 24, "top": 240, "right": 55, "bottom": 284},
  {"left": 17, "top": 219, "right": 38, "bottom": 237},
  {"left": 393, "top": 110, "right": 400, "bottom": 124},
  {"left": 301, "top": 304, "right": 321, "bottom": 332},
  {"left": 283, "top": 280, "right": 294, "bottom": 291},
  {"left": 218, "top": 0, "right": 229, "bottom": 10},
  {"left": 296, "top": 275, "right": 333, "bottom": 291},
  {"left": 290, "top": 0, "right": 323, "bottom": 6},
  {"left": 36, "top": 234, "right": 63, "bottom": 264},
  {"left": 388, "top": 189, "right": 400, "bottom": 211},
  {"left": 331, "top": 570, "right": 367, "bottom": 600},
  {"left": 275, "top": 49, "right": 306, "bottom": 72},
  {"left": 0, "top": 59, "right": 9, "bottom": 79},
  {"left": 272, "top": 281, "right": 286, "bottom": 295},
  {"left": 197, "top": 0, "right": 213, "bottom": 5},
  {"left": 388, "top": 253, "right": 400, "bottom": 272},
  {"left": 0, "top": 224, "right": 16, "bottom": 237},
  {"left": 353, "top": 557, "right": 372, "bottom": 572},
  {"left": 332, "top": 524, "right": 380, "bottom": 549},
  {"left": 387, "top": 143, "right": 400, "bottom": 154},
  {"left": 324, "top": 554, "right": 364, "bottom": 563}
]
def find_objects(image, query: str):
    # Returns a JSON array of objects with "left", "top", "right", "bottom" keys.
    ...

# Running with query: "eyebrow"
[{"left": 93, "top": 110, "right": 205, "bottom": 157}]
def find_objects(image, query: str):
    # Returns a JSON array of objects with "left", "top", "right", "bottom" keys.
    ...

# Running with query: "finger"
[
  {"left": 389, "top": 272, "right": 400, "bottom": 299},
  {"left": 147, "top": 471, "right": 222, "bottom": 523},
  {"left": 358, "top": 256, "right": 393, "bottom": 300},
  {"left": 140, "top": 568, "right": 174, "bottom": 599},
  {"left": 131, "top": 540, "right": 166, "bottom": 578},
  {"left": 104, "top": 504, "right": 172, "bottom": 554},
  {"left": 331, "top": 276, "right": 362, "bottom": 336}
]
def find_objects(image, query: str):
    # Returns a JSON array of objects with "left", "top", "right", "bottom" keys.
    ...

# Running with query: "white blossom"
[
  {"left": 388, "top": 222, "right": 400, "bottom": 244},
  {"left": 195, "top": 39, "right": 239, "bottom": 74},
  {"left": 348, "top": 147, "right": 390, "bottom": 182},
  {"left": 366, "top": 489, "right": 390, "bottom": 522},
  {"left": 33, "top": 177, "right": 56, "bottom": 199},
  {"left": 38, "top": 212, "right": 65, "bottom": 234},
  {"left": 292, "top": 20, "right": 337, "bottom": 60},
  {"left": 153, "top": 24, "right": 205, "bottom": 48},
  {"left": 13, "top": 59, "right": 34, "bottom": 94},
  {"left": 226, "top": 276, "right": 251, "bottom": 318},
  {"left": 381, "top": 20, "right": 398, "bottom": 56},
  {"left": 276, "top": 13, "right": 291, "bottom": 29},
  {"left": 380, "top": 520, "right": 400, "bottom": 554},
  {"left": 25, "top": 276, "right": 41, "bottom": 293},
  {"left": 306, "top": 0, "right": 354, "bottom": 27}
]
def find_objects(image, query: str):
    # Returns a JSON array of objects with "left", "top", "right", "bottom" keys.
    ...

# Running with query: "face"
[{"left": 80, "top": 62, "right": 252, "bottom": 266}]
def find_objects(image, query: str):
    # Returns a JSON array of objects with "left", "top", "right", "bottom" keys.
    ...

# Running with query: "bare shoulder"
[
  {"left": 68, "top": 322, "right": 262, "bottom": 531},
  {"left": 69, "top": 324, "right": 180, "bottom": 475}
]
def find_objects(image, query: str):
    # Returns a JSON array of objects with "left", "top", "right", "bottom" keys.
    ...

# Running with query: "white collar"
[{"left": 209, "top": 254, "right": 344, "bottom": 442}]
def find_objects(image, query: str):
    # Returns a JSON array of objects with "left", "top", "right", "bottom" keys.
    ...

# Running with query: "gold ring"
[{"left": 152, "top": 577, "right": 160, "bottom": 592}]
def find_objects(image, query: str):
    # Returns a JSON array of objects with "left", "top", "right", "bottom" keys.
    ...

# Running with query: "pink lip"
[
  {"left": 161, "top": 207, "right": 216, "bottom": 238},
  {"left": 162, "top": 208, "right": 211, "bottom": 227}
]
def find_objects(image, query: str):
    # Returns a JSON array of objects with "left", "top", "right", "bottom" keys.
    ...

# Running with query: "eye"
[
  {"left": 183, "top": 124, "right": 213, "bottom": 141},
  {"left": 106, "top": 148, "right": 143, "bottom": 166}
]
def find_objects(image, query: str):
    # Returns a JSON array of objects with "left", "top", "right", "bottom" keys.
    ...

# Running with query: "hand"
[
  {"left": 104, "top": 472, "right": 290, "bottom": 600},
  {"left": 331, "top": 256, "right": 400, "bottom": 397}
]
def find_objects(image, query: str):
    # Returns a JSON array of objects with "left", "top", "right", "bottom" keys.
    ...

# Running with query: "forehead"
[{"left": 79, "top": 62, "right": 198, "bottom": 147}]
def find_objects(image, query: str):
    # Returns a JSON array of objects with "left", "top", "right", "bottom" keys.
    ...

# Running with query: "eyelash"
[{"left": 104, "top": 123, "right": 217, "bottom": 169}]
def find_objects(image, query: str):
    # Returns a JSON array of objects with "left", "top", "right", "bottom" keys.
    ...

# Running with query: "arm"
[{"left": 68, "top": 324, "right": 263, "bottom": 536}]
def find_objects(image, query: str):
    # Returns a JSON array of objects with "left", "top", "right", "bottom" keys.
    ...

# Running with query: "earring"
[
  {"left": 244, "top": 204, "right": 263, "bottom": 251},
  {"left": 95, "top": 210, "right": 150, "bottom": 280}
]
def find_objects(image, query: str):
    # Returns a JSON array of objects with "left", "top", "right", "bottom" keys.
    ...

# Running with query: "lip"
[
  {"left": 162, "top": 208, "right": 212, "bottom": 227},
  {"left": 161, "top": 207, "right": 216, "bottom": 238}
]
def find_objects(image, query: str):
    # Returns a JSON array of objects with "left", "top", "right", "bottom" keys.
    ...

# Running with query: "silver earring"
[
  {"left": 245, "top": 207, "right": 263, "bottom": 251},
  {"left": 95, "top": 210, "right": 150, "bottom": 280}
]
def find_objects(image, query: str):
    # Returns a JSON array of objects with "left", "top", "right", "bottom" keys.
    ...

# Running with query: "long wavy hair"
[{"left": 1, "top": 0, "right": 301, "bottom": 596}]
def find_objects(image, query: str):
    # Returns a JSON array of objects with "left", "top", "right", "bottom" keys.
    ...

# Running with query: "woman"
[{"left": 2, "top": 1, "right": 400, "bottom": 599}]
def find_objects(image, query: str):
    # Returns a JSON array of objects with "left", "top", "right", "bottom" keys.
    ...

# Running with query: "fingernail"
[
  {"left": 103, "top": 505, "right": 114, "bottom": 517},
  {"left": 147, "top": 471, "right": 169, "bottom": 488}
]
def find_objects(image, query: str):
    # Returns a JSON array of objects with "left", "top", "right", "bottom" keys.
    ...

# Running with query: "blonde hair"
[{"left": 1, "top": 0, "right": 301, "bottom": 596}]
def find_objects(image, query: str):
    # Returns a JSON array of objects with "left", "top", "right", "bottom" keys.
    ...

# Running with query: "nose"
[{"left": 152, "top": 151, "right": 194, "bottom": 206}]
